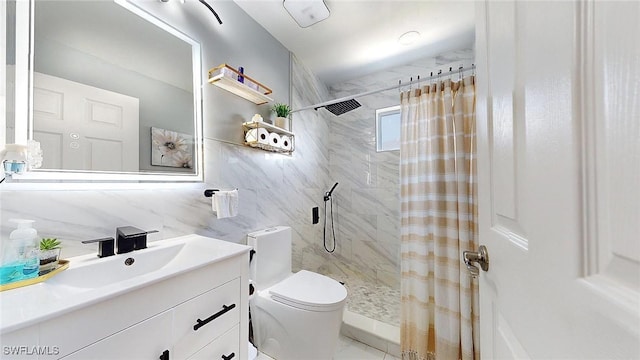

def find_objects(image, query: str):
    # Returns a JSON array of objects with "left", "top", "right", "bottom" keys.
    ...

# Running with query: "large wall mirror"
[{"left": 6, "top": 0, "right": 203, "bottom": 181}]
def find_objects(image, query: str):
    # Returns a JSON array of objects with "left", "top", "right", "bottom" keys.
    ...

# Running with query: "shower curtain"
[{"left": 399, "top": 76, "right": 479, "bottom": 360}]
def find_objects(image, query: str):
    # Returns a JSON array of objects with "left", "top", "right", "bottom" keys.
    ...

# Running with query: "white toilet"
[{"left": 248, "top": 226, "right": 347, "bottom": 360}]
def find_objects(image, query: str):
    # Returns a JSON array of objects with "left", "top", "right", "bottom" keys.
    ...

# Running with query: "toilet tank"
[{"left": 247, "top": 226, "right": 292, "bottom": 288}]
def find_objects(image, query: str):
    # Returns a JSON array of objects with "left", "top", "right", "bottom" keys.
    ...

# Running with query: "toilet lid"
[{"left": 268, "top": 270, "right": 347, "bottom": 312}]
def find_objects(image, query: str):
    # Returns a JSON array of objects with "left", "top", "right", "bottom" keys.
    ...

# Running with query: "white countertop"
[{"left": 0, "top": 234, "right": 250, "bottom": 334}]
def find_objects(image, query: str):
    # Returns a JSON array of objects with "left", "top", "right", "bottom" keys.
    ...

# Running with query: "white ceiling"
[{"left": 234, "top": 0, "right": 476, "bottom": 85}]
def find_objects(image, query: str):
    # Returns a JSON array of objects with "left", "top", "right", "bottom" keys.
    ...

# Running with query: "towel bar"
[{"left": 204, "top": 188, "right": 238, "bottom": 197}]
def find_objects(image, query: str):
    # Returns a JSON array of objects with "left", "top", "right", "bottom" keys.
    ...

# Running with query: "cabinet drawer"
[
  {"left": 61, "top": 310, "right": 172, "bottom": 360},
  {"left": 188, "top": 324, "right": 240, "bottom": 360},
  {"left": 173, "top": 278, "right": 240, "bottom": 359}
]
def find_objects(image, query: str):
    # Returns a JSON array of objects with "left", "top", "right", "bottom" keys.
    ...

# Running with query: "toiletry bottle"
[
  {"left": 1, "top": 143, "right": 28, "bottom": 175},
  {"left": 238, "top": 66, "right": 244, "bottom": 83},
  {"left": 9, "top": 219, "right": 40, "bottom": 280},
  {"left": 0, "top": 235, "right": 24, "bottom": 285}
]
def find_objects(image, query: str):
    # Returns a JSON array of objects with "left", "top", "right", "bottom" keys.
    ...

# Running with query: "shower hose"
[{"left": 323, "top": 195, "right": 337, "bottom": 253}]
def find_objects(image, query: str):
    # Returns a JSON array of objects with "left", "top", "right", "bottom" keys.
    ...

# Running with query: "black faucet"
[
  {"left": 83, "top": 227, "right": 158, "bottom": 257},
  {"left": 82, "top": 237, "right": 115, "bottom": 258},
  {"left": 116, "top": 226, "right": 157, "bottom": 254}
]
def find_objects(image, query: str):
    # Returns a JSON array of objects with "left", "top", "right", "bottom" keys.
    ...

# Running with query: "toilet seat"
[{"left": 266, "top": 270, "right": 347, "bottom": 312}]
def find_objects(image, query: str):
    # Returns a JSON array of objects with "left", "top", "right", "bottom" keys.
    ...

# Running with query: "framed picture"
[{"left": 151, "top": 127, "right": 193, "bottom": 168}]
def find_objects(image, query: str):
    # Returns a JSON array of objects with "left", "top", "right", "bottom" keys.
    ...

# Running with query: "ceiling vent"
[{"left": 283, "top": 0, "right": 330, "bottom": 28}]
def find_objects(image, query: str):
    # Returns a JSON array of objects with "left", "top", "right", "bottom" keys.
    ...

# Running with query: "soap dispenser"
[
  {"left": 0, "top": 237, "right": 23, "bottom": 285},
  {"left": 9, "top": 219, "right": 40, "bottom": 280}
]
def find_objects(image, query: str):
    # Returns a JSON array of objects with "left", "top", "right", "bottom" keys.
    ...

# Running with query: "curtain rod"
[{"left": 291, "top": 65, "right": 475, "bottom": 114}]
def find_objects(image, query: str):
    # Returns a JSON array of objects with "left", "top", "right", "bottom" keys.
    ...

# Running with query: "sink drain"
[{"left": 124, "top": 257, "right": 135, "bottom": 266}]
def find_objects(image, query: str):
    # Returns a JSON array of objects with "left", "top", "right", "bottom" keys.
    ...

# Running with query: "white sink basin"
[
  {"left": 47, "top": 242, "right": 186, "bottom": 288},
  {"left": 0, "top": 234, "right": 250, "bottom": 333}
]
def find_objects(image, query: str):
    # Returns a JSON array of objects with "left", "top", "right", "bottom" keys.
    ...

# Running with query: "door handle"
[{"left": 463, "top": 245, "right": 489, "bottom": 278}]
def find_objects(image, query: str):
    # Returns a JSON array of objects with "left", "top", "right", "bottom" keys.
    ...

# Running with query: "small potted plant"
[
  {"left": 39, "top": 238, "right": 61, "bottom": 275},
  {"left": 271, "top": 103, "right": 291, "bottom": 130}
]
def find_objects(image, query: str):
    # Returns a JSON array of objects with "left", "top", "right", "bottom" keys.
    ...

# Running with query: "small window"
[{"left": 376, "top": 105, "right": 401, "bottom": 152}]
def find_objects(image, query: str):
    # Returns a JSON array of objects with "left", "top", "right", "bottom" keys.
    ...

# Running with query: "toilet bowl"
[{"left": 248, "top": 226, "right": 347, "bottom": 360}]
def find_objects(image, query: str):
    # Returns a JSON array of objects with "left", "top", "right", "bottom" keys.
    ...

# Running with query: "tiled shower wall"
[{"left": 314, "top": 49, "right": 475, "bottom": 292}]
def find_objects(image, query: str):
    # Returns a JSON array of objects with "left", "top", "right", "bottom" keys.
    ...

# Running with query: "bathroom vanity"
[{"left": 0, "top": 235, "right": 250, "bottom": 360}]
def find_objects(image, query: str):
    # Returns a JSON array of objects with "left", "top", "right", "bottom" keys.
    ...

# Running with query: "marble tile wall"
[
  {"left": 320, "top": 49, "right": 475, "bottom": 291},
  {"left": 0, "top": 55, "right": 335, "bottom": 263}
]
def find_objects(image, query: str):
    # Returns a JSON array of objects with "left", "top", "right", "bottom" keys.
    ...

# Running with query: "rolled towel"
[{"left": 211, "top": 189, "right": 239, "bottom": 219}]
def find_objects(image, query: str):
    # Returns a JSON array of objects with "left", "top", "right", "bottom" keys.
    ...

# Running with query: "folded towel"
[{"left": 212, "top": 189, "right": 239, "bottom": 219}]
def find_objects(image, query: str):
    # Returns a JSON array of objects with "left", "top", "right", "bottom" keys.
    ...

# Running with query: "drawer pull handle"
[
  {"left": 159, "top": 349, "right": 169, "bottom": 360},
  {"left": 193, "top": 303, "right": 236, "bottom": 331},
  {"left": 222, "top": 352, "right": 235, "bottom": 360}
]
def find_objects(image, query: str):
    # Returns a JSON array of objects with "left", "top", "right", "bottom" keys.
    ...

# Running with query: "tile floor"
[
  {"left": 256, "top": 335, "right": 400, "bottom": 360},
  {"left": 343, "top": 279, "right": 400, "bottom": 327}
]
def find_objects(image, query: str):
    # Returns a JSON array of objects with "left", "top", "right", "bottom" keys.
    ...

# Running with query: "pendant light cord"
[{"left": 198, "top": 0, "right": 223, "bottom": 25}]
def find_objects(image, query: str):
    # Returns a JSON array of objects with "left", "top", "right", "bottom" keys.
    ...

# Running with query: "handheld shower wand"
[
  {"left": 324, "top": 182, "right": 339, "bottom": 201},
  {"left": 323, "top": 182, "right": 339, "bottom": 253}
]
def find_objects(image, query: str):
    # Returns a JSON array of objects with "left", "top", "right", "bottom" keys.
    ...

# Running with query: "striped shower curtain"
[{"left": 399, "top": 76, "right": 479, "bottom": 360}]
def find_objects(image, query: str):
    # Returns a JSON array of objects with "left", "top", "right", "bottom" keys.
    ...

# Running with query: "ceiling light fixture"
[
  {"left": 283, "top": 0, "right": 330, "bottom": 28},
  {"left": 398, "top": 31, "right": 420, "bottom": 46}
]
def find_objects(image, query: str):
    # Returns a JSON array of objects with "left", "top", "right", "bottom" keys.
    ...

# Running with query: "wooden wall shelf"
[{"left": 208, "top": 64, "right": 273, "bottom": 105}]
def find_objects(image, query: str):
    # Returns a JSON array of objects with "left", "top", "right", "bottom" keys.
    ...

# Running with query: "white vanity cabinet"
[
  {"left": 0, "top": 236, "right": 250, "bottom": 360},
  {"left": 60, "top": 278, "right": 241, "bottom": 360}
]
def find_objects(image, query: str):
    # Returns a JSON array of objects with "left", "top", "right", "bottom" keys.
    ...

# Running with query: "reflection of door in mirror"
[{"left": 33, "top": 72, "right": 139, "bottom": 171}]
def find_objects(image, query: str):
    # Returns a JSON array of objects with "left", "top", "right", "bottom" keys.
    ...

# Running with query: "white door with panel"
[
  {"left": 32, "top": 72, "right": 139, "bottom": 171},
  {"left": 475, "top": 1, "right": 640, "bottom": 358}
]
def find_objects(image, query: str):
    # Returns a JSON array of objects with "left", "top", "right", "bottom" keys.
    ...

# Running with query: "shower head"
[
  {"left": 316, "top": 99, "right": 361, "bottom": 116},
  {"left": 328, "top": 182, "right": 338, "bottom": 196}
]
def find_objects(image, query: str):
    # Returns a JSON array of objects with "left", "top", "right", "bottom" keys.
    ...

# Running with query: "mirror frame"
[{"left": 7, "top": 0, "right": 203, "bottom": 182}]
